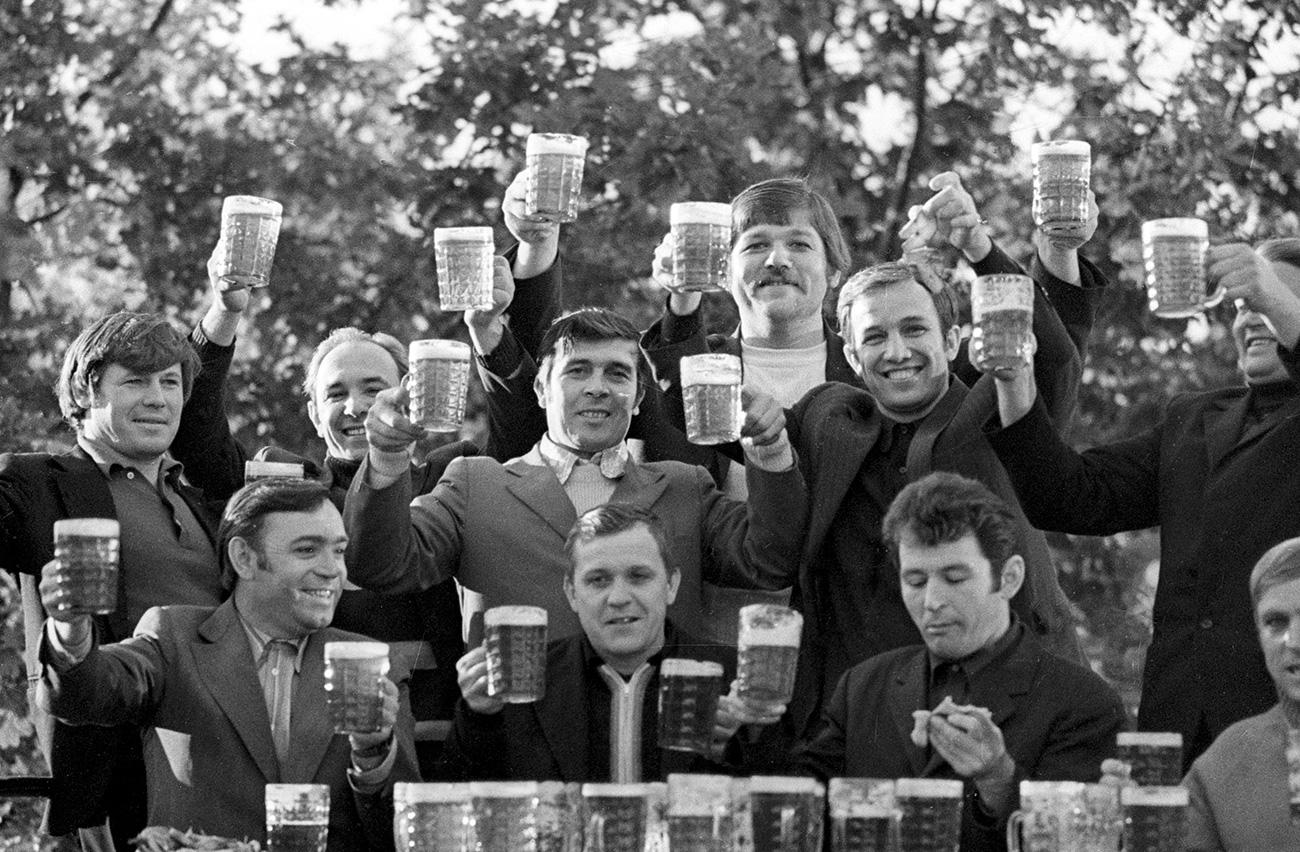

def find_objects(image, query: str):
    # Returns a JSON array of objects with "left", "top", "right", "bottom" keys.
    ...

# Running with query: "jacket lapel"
[
  {"left": 54, "top": 451, "right": 131, "bottom": 639},
  {"left": 610, "top": 460, "right": 669, "bottom": 511},
  {"left": 503, "top": 459, "right": 577, "bottom": 539},
  {"left": 195, "top": 602, "right": 282, "bottom": 782},
  {"left": 1202, "top": 391, "right": 1251, "bottom": 471},
  {"left": 532, "top": 641, "right": 591, "bottom": 781},
  {"left": 888, "top": 652, "right": 931, "bottom": 778},
  {"left": 906, "top": 379, "right": 966, "bottom": 481},
  {"left": 283, "top": 631, "right": 337, "bottom": 783},
  {"left": 802, "top": 403, "right": 880, "bottom": 566}
]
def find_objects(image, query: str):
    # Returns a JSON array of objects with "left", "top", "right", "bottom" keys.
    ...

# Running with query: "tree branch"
[
  {"left": 875, "top": 16, "right": 931, "bottom": 259},
  {"left": 76, "top": 0, "right": 176, "bottom": 109}
]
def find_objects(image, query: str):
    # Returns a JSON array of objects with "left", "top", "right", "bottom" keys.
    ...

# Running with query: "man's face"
[
  {"left": 1257, "top": 576, "right": 1300, "bottom": 705},
  {"left": 235, "top": 501, "right": 348, "bottom": 639},
  {"left": 564, "top": 524, "right": 680, "bottom": 673},
  {"left": 1234, "top": 261, "right": 1300, "bottom": 386},
  {"left": 308, "top": 340, "right": 402, "bottom": 462},
  {"left": 80, "top": 362, "right": 184, "bottom": 463},
  {"left": 844, "top": 280, "right": 959, "bottom": 422},
  {"left": 730, "top": 208, "right": 838, "bottom": 328},
  {"left": 535, "top": 338, "right": 642, "bottom": 454},
  {"left": 899, "top": 528, "right": 1020, "bottom": 661}
]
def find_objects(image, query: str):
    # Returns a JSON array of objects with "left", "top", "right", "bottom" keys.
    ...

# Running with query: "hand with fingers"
[
  {"left": 650, "top": 231, "right": 705, "bottom": 317},
  {"left": 455, "top": 645, "right": 505, "bottom": 716},
  {"left": 899, "top": 172, "right": 993, "bottom": 263}
]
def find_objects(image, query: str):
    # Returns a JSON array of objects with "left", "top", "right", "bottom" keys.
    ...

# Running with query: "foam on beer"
[
  {"left": 409, "top": 339, "right": 471, "bottom": 362},
  {"left": 1117, "top": 732, "right": 1183, "bottom": 747},
  {"left": 582, "top": 783, "right": 651, "bottom": 797},
  {"left": 1119, "top": 786, "right": 1189, "bottom": 806},
  {"left": 1030, "top": 139, "right": 1090, "bottom": 162},
  {"left": 680, "top": 353, "right": 742, "bottom": 386},
  {"left": 748, "top": 776, "right": 823, "bottom": 795},
  {"left": 244, "top": 460, "right": 305, "bottom": 480},
  {"left": 221, "top": 195, "right": 282, "bottom": 219},
  {"left": 828, "top": 778, "right": 897, "bottom": 818},
  {"left": 53, "top": 518, "right": 120, "bottom": 538},
  {"left": 895, "top": 778, "right": 963, "bottom": 798},
  {"left": 395, "top": 782, "right": 471, "bottom": 804},
  {"left": 469, "top": 781, "right": 539, "bottom": 798},
  {"left": 670, "top": 202, "right": 731, "bottom": 228},
  {"left": 324, "top": 640, "right": 389, "bottom": 660},
  {"left": 526, "top": 133, "right": 589, "bottom": 157},
  {"left": 667, "top": 774, "right": 732, "bottom": 815},
  {"left": 484, "top": 605, "right": 548, "bottom": 627},
  {"left": 433, "top": 226, "right": 493, "bottom": 245},
  {"left": 660, "top": 658, "right": 724, "bottom": 677},
  {"left": 738, "top": 603, "right": 802, "bottom": 647}
]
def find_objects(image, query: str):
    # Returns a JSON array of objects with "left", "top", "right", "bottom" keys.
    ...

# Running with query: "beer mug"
[
  {"left": 434, "top": 226, "right": 495, "bottom": 311},
  {"left": 736, "top": 604, "right": 803, "bottom": 714},
  {"left": 1142, "top": 218, "right": 1221, "bottom": 318},
  {"left": 484, "top": 605, "right": 548, "bottom": 703},
  {"left": 265, "top": 783, "right": 329, "bottom": 852},
  {"left": 657, "top": 658, "right": 724, "bottom": 754},
  {"left": 829, "top": 778, "right": 900, "bottom": 852},
  {"left": 408, "top": 339, "right": 472, "bottom": 433},
  {"left": 470, "top": 781, "right": 540, "bottom": 852},
  {"left": 218, "top": 195, "right": 283, "bottom": 290},
  {"left": 747, "top": 776, "right": 824, "bottom": 852},
  {"left": 395, "top": 782, "right": 472, "bottom": 852},
  {"left": 1031, "top": 140, "right": 1091, "bottom": 237},
  {"left": 894, "top": 778, "right": 962, "bottom": 852},
  {"left": 1120, "top": 785, "right": 1187, "bottom": 852},
  {"left": 667, "top": 774, "right": 735, "bottom": 852},
  {"left": 680, "top": 354, "right": 743, "bottom": 445},
  {"left": 244, "top": 460, "right": 305, "bottom": 484},
  {"left": 525, "top": 133, "right": 588, "bottom": 223},
  {"left": 970, "top": 274, "right": 1034, "bottom": 372},
  {"left": 1117, "top": 732, "right": 1184, "bottom": 786},
  {"left": 670, "top": 202, "right": 732, "bottom": 292},
  {"left": 50, "top": 518, "right": 120, "bottom": 616},
  {"left": 582, "top": 783, "right": 649, "bottom": 852},
  {"left": 537, "top": 782, "right": 583, "bottom": 852},
  {"left": 323, "top": 641, "right": 389, "bottom": 734},
  {"left": 1006, "top": 781, "right": 1120, "bottom": 852}
]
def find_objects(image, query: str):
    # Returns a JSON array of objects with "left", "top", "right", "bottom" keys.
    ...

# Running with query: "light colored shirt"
[
  {"left": 740, "top": 339, "right": 827, "bottom": 408},
  {"left": 537, "top": 435, "right": 628, "bottom": 516},
  {"left": 596, "top": 662, "right": 655, "bottom": 783}
]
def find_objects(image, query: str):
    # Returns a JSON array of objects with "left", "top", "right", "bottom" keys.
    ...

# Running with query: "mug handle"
[{"left": 1006, "top": 809, "right": 1025, "bottom": 852}]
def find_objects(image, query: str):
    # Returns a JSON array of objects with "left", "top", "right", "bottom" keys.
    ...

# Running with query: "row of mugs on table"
[{"left": 261, "top": 774, "right": 1194, "bottom": 852}]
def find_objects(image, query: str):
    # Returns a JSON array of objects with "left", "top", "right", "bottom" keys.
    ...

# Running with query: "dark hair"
[
  {"left": 731, "top": 178, "right": 852, "bottom": 286},
  {"left": 563, "top": 503, "right": 676, "bottom": 581},
  {"left": 217, "top": 478, "right": 334, "bottom": 590},
  {"left": 303, "top": 327, "right": 407, "bottom": 398},
  {"left": 836, "top": 259, "right": 960, "bottom": 343},
  {"left": 536, "top": 308, "right": 655, "bottom": 390},
  {"left": 1258, "top": 238, "right": 1300, "bottom": 271},
  {"left": 1250, "top": 537, "right": 1300, "bottom": 614},
  {"left": 882, "top": 471, "right": 1018, "bottom": 589},
  {"left": 57, "top": 312, "right": 201, "bottom": 428}
]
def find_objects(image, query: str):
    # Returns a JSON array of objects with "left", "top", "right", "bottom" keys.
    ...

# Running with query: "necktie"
[{"left": 262, "top": 639, "right": 297, "bottom": 767}]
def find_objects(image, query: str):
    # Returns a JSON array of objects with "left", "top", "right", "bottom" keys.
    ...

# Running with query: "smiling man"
[
  {"left": 343, "top": 307, "right": 808, "bottom": 643},
  {"left": 798, "top": 472, "right": 1123, "bottom": 852},
  {"left": 0, "top": 311, "right": 224, "bottom": 849},
  {"left": 35, "top": 479, "right": 419, "bottom": 851},
  {"left": 437, "top": 503, "right": 777, "bottom": 781},
  {"left": 988, "top": 238, "right": 1300, "bottom": 770}
]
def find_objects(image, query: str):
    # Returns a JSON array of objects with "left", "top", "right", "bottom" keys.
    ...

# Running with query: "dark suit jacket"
[
  {"left": 436, "top": 624, "right": 737, "bottom": 781},
  {"left": 798, "top": 626, "right": 1125, "bottom": 852},
  {"left": 37, "top": 601, "right": 421, "bottom": 851},
  {"left": 987, "top": 346, "right": 1300, "bottom": 753},
  {"left": 0, "top": 448, "right": 223, "bottom": 834},
  {"left": 343, "top": 447, "right": 807, "bottom": 643},
  {"left": 782, "top": 267, "right": 1088, "bottom": 736}
]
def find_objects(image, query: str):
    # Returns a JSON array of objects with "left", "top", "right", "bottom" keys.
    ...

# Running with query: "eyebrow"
[{"left": 287, "top": 534, "right": 349, "bottom": 548}]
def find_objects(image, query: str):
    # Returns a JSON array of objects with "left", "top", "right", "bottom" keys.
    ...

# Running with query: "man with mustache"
[{"left": 989, "top": 238, "right": 1300, "bottom": 770}]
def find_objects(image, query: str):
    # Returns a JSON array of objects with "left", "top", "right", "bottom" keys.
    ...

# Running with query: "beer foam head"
[
  {"left": 670, "top": 201, "right": 732, "bottom": 228},
  {"left": 409, "top": 339, "right": 471, "bottom": 362},
  {"left": 582, "top": 782, "right": 650, "bottom": 797},
  {"left": 265, "top": 783, "right": 328, "bottom": 805},
  {"left": 660, "top": 658, "right": 724, "bottom": 678},
  {"left": 1117, "top": 732, "right": 1183, "bottom": 748},
  {"left": 1030, "top": 139, "right": 1090, "bottom": 161},
  {"left": 244, "top": 460, "right": 305, "bottom": 480},
  {"left": 829, "top": 778, "right": 897, "bottom": 817},
  {"left": 895, "top": 778, "right": 963, "bottom": 799},
  {"left": 221, "top": 195, "right": 282, "bottom": 218},
  {"left": 667, "top": 774, "right": 732, "bottom": 814},
  {"left": 469, "top": 781, "right": 539, "bottom": 798},
  {"left": 484, "top": 605, "right": 548, "bottom": 627},
  {"left": 679, "top": 353, "right": 742, "bottom": 386},
  {"left": 396, "top": 782, "right": 471, "bottom": 804},
  {"left": 53, "top": 518, "right": 120, "bottom": 539},
  {"left": 738, "top": 603, "right": 803, "bottom": 646},
  {"left": 971, "top": 273, "right": 1034, "bottom": 317},
  {"left": 748, "top": 776, "right": 822, "bottom": 796},
  {"left": 324, "top": 640, "right": 389, "bottom": 661},
  {"left": 1119, "top": 786, "right": 1189, "bottom": 807},
  {"left": 433, "top": 226, "right": 494, "bottom": 245},
  {"left": 1141, "top": 217, "right": 1207, "bottom": 241},
  {"left": 526, "top": 133, "right": 589, "bottom": 157}
]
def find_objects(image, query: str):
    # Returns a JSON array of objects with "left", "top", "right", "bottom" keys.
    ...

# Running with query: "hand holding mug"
[{"left": 455, "top": 646, "right": 505, "bottom": 716}]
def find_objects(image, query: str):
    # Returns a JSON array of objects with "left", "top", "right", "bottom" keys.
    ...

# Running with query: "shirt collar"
[
  {"left": 234, "top": 603, "right": 309, "bottom": 674},
  {"left": 537, "top": 434, "right": 629, "bottom": 485},
  {"left": 81, "top": 440, "right": 185, "bottom": 484},
  {"left": 927, "top": 614, "right": 1023, "bottom": 682}
]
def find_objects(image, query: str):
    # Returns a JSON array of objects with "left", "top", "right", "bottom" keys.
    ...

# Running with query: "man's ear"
[
  {"left": 843, "top": 341, "right": 862, "bottom": 377},
  {"left": 997, "top": 555, "right": 1025, "bottom": 600},
  {"left": 228, "top": 537, "right": 261, "bottom": 581},
  {"left": 665, "top": 569, "right": 680, "bottom": 606},
  {"left": 307, "top": 398, "right": 327, "bottom": 440},
  {"left": 563, "top": 576, "right": 578, "bottom": 613},
  {"left": 534, "top": 366, "right": 549, "bottom": 411},
  {"left": 943, "top": 325, "right": 962, "bottom": 364}
]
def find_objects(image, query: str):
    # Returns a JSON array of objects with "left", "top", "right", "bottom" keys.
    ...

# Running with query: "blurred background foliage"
[{"left": 2, "top": 0, "right": 1298, "bottom": 842}]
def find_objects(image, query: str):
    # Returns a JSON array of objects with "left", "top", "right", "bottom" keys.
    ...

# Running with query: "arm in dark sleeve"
[
  {"left": 987, "top": 396, "right": 1163, "bottom": 535},
  {"left": 640, "top": 299, "right": 712, "bottom": 396},
  {"left": 697, "top": 459, "right": 807, "bottom": 592},
  {"left": 1027, "top": 675, "right": 1126, "bottom": 783},
  {"left": 172, "top": 326, "right": 251, "bottom": 502},
  {"left": 342, "top": 458, "right": 465, "bottom": 594},
  {"left": 475, "top": 326, "right": 548, "bottom": 462},
  {"left": 37, "top": 609, "right": 168, "bottom": 727},
  {"left": 794, "top": 674, "right": 851, "bottom": 780},
  {"left": 432, "top": 700, "right": 512, "bottom": 781},
  {"left": 500, "top": 243, "right": 562, "bottom": 361},
  {"left": 350, "top": 658, "right": 421, "bottom": 851},
  {"left": 1029, "top": 251, "right": 1108, "bottom": 359}
]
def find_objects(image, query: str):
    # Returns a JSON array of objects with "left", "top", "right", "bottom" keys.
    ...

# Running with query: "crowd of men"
[{"left": 2, "top": 160, "right": 1299, "bottom": 852}]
